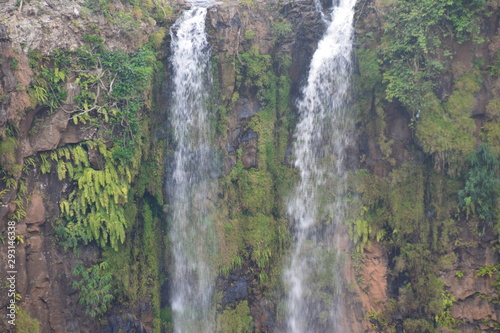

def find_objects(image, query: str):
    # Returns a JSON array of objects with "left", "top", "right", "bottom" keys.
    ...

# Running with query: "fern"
[
  {"left": 72, "top": 262, "right": 114, "bottom": 317},
  {"left": 5, "top": 177, "right": 17, "bottom": 189},
  {"left": 57, "top": 160, "right": 67, "bottom": 180},
  {"left": 54, "top": 141, "right": 137, "bottom": 251},
  {"left": 23, "top": 157, "right": 36, "bottom": 172},
  {"left": 458, "top": 144, "right": 499, "bottom": 226},
  {"left": 348, "top": 206, "right": 372, "bottom": 252},
  {"left": 39, "top": 154, "right": 51, "bottom": 174},
  {"left": 18, "top": 180, "right": 27, "bottom": 196}
]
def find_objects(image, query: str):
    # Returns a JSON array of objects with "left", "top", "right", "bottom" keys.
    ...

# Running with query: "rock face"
[
  {"left": 0, "top": 169, "right": 102, "bottom": 332},
  {"left": 0, "top": 0, "right": 172, "bottom": 332},
  {"left": 1, "top": 0, "right": 156, "bottom": 55},
  {"left": 358, "top": 241, "right": 389, "bottom": 316},
  {"left": 353, "top": 1, "right": 500, "bottom": 332}
]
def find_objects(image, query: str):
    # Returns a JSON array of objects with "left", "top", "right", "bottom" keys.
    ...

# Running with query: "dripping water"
[
  {"left": 284, "top": 0, "right": 357, "bottom": 331},
  {"left": 167, "top": 6, "right": 217, "bottom": 332}
]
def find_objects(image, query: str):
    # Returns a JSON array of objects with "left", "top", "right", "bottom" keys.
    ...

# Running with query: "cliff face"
[
  {"left": 0, "top": 0, "right": 178, "bottom": 331},
  {"left": 0, "top": 0, "right": 499, "bottom": 332},
  {"left": 353, "top": 0, "right": 500, "bottom": 332}
]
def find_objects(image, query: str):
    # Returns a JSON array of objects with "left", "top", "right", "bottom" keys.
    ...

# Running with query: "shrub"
[
  {"left": 458, "top": 144, "right": 500, "bottom": 226},
  {"left": 72, "top": 261, "right": 114, "bottom": 317}
]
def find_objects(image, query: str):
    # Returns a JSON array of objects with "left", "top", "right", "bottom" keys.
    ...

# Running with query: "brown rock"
[
  {"left": 29, "top": 109, "right": 70, "bottom": 152},
  {"left": 219, "top": 55, "right": 237, "bottom": 102},
  {"left": 59, "top": 122, "right": 97, "bottom": 145},
  {"left": 241, "top": 138, "right": 257, "bottom": 169},
  {"left": 26, "top": 193, "right": 46, "bottom": 225},
  {"left": 451, "top": 295, "right": 498, "bottom": 323},
  {"left": 361, "top": 242, "right": 388, "bottom": 303}
]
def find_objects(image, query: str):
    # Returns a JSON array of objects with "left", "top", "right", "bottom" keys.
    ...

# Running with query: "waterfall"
[
  {"left": 168, "top": 6, "right": 217, "bottom": 332},
  {"left": 284, "top": 0, "right": 357, "bottom": 332}
]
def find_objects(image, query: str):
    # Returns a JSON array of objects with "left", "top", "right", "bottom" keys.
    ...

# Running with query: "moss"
[
  {"left": 482, "top": 121, "right": 500, "bottom": 155},
  {"left": 215, "top": 46, "right": 293, "bottom": 294},
  {"left": 402, "top": 318, "right": 435, "bottom": 333},
  {"left": 217, "top": 301, "right": 253, "bottom": 333},
  {"left": 415, "top": 85, "right": 476, "bottom": 175},
  {"left": 386, "top": 165, "right": 426, "bottom": 238},
  {"left": 0, "top": 136, "right": 19, "bottom": 177},
  {"left": 151, "top": 27, "right": 167, "bottom": 49},
  {"left": 483, "top": 98, "right": 500, "bottom": 155},
  {"left": 238, "top": 46, "right": 272, "bottom": 89},
  {"left": 354, "top": 49, "right": 395, "bottom": 164},
  {"left": 238, "top": 169, "right": 274, "bottom": 214},
  {"left": 244, "top": 29, "right": 255, "bottom": 40},
  {"left": 350, "top": 161, "right": 463, "bottom": 327},
  {"left": 160, "top": 307, "right": 173, "bottom": 332},
  {"left": 486, "top": 98, "right": 500, "bottom": 120},
  {"left": 272, "top": 20, "right": 292, "bottom": 39},
  {"left": 15, "top": 308, "right": 40, "bottom": 333},
  {"left": 351, "top": 0, "right": 494, "bottom": 329},
  {"left": 355, "top": 48, "right": 382, "bottom": 95}
]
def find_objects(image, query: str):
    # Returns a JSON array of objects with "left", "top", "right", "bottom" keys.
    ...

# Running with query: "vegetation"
[
  {"left": 415, "top": 69, "right": 480, "bottom": 174},
  {"left": 81, "top": 0, "right": 173, "bottom": 28},
  {"left": 51, "top": 141, "right": 136, "bottom": 250},
  {"left": 458, "top": 144, "right": 500, "bottom": 227},
  {"left": 72, "top": 261, "right": 114, "bottom": 317},
  {"left": 21, "top": 16, "right": 167, "bottom": 325},
  {"left": 352, "top": 0, "right": 500, "bottom": 331},
  {"left": 15, "top": 308, "right": 41, "bottom": 333},
  {"left": 216, "top": 45, "right": 294, "bottom": 281},
  {"left": 29, "top": 32, "right": 160, "bottom": 252},
  {"left": 0, "top": 136, "right": 19, "bottom": 177},
  {"left": 474, "top": 264, "right": 500, "bottom": 318},
  {"left": 272, "top": 20, "right": 292, "bottom": 39},
  {"left": 217, "top": 301, "right": 253, "bottom": 333},
  {"left": 28, "top": 59, "right": 68, "bottom": 113},
  {"left": 382, "top": 0, "right": 487, "bottom": 112},
  {"left": 372, "top": 0, "right": 491, "bottom": 174},
  {"left": 3, "top": 0, "right": 499, "bottom": 331},
  {"left": 213, "top": 36, "right": 296, "bottom": 328},
  {"left": 28, "top": 39, "right": 156, "bottom": 157}
]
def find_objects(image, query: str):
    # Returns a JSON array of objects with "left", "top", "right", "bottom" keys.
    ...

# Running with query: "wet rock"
[
  {"left": 236, "top": 97, "right": 260, "bottom": 119},
  {"left": 240, "top": 130, "right": 258, "bottom": 169},
  {"left": 219, "top": 55, "right": 237, "bottom": 102},
  {"left": 88, "top": 146, "right": 105, "bottom": 170},
  {"left": 283, "top": 0, "right": 324, "bottom": 95},
  {"left": 239, "top": 128, "right": 258, "bottom": 143},
  {"left": 104, "top": 313, "right": 150, "bottom": 333},
  {"left": 222, "top": 276, "right": 248, "bottom": 306},
  {"left": 251, "top": 297, "right": 275, "bottom": 332}
]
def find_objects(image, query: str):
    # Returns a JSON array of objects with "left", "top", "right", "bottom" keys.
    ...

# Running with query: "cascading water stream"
[
  {"left": 284, "top": 0, "right": 357, "bottom": 332},
  {"left": 167, "top": 6, "right": 217, "bottom": 332}
]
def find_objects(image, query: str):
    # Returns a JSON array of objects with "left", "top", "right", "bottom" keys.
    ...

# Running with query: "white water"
[
  {"left": 168, "top": 7, "right": 216, "bottom": 333},
  {"left": 284, "top": 0, "right": 357, "bottom": 332}
]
